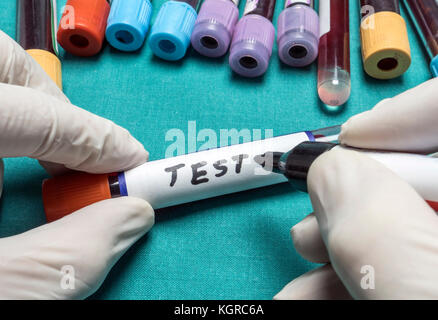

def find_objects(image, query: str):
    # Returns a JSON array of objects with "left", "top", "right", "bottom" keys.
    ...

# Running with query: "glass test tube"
[
  {"left": 317, "top": 0, "right": 351, "bottom": 107},
  {"left": 57, "top": 0, "right": 111, "bottom": 57},
  {"left": 229, "top": 0, "right": 277, "bottom": 77},
  {"left": 105, "top": 0, "right": 153, "bottom": 52},
  {"left": 277, "top": 0, "right": 320, "bottom": 67},
  {"left": 360, "top": 0, "right": 411, "bottom": 79},
  {"left": 17, "top": 0, "right": 55, "bottom": 53},
  {"left": 191, "top": 0, "right": 241, "bottom": 58},
  {"left": 17, "top": 0, "right": 62, "bottom": 88},
  {"left": 403, "top": 0, "right": 438, "bottom": 77},
  {"left": 148, "top": 0, "right": 201, "bottom": 61},
  {"left": 42, "top": 125, "right": 341, "bottom": 222}
]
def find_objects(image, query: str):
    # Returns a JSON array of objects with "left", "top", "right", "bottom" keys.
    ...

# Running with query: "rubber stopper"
[
  {"left": 361, "top": 11, "right": 411, "bottom": 79},
  {"left": 42, "top": 173, "right": 112, "bottom": 222},
  {"left": 57, "top": 0, "right": 110, "bottom": 57},
  {"left": 149, "top": 1, "right": 197, "bottom": 61},
  {"left": 106, "top": 0, "right": 153, "bottom": 52},
  {"left": 191, "top": 0, "right": 239, "bottom": 58},
  {"left": 229, "top": 14, "right": 276, "bottom": 78},
  {"left": 26, "top": 49, "right": 62, "bottom": 89},
  {"left": 277, "top": 4, "right": 319, "bottom": 67}
]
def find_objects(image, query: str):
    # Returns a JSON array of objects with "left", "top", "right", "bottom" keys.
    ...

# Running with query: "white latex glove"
[
  {"left": 0, "top": 31, "right": 154, "bottom": 299},
  {"left": 274, "top": 78, "right": 438, "bottom": 300}
]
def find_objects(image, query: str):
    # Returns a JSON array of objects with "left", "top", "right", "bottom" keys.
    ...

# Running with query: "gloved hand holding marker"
[
  {"left": 0, "top": 30, "right": 154, "bottom": 299},
  {"left": 275, "top": 78, "right": 438, "bottom": 300}
]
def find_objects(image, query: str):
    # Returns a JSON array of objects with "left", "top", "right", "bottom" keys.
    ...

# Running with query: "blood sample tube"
[
  {"left": 229, "top": 0, "right": 277, "bottom": 77},
  {"left": 57, "top": 0, "right": 111, "bottom": 57},
  {"left": 106, "top": 0, "right": 153, "bottom": 52},
  {"left": 317, "top": 0, "right": 350, "bottom": 107},
  {"left": 148, "top": 0, "right": 201, "bottom": 61},
  {"left": 360, "top": 0, "right": 411, "bottom": 79},
  {"left": 403, "top": 0, "right": 438, "bottom": 77},
  {"left": 277, "top": 0, "right": 319, "bottom": 67},
  {"left": 42, "top": 125, "right": 341, "bottom": 222},
  {"left": 262, "top": 141, "right": 438, "bottom": 211},
  {"left": 191, "top": 0, "right": 240, "bottom": 58},
  {"left": 17, "top": 0, "right": 62, "bottom": 88}
]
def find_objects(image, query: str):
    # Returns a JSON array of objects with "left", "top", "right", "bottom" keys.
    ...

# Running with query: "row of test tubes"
[{"left": 53, "top": 0, "right": 438, "bottom": 107}]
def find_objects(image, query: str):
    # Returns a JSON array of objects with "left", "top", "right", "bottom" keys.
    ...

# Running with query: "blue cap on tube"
[
  {"left": 148, "top": 1, "right": 197, "bottom": 61},
  {"left": 106, "top": 0, "right": 153, "bottom": 52},
  {"left": 430, "top": 55, "right": 438, "bottom": 78}
]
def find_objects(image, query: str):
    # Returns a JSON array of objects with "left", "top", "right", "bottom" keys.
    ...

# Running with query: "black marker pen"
[{"left": 259, "top": 141, "right": 438, "bottom": 210}]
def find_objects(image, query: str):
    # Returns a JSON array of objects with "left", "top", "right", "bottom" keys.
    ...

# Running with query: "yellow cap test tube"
[{"left": 360, "top": 0, "right": 411, "bottom": 79}]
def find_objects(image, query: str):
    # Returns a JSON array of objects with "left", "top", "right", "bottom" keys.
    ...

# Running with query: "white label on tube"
[
  {"left": 123, "top": 132, "right": 311, "bottom": 209},
  {"left": 319, "top": 0, "right": 331, "bottom": 37}
]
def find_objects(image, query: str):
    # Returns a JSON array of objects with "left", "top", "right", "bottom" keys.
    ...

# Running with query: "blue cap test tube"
[
  {"left": 106, "top": 0, "right": 153, "bottom": 52},
  {"left": 148, "top": 0, "right": 201, "bottom": 61}
]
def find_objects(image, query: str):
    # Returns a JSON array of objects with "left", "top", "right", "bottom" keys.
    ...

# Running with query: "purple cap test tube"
[
  {"left": 229, "top": 0, "right": 277, "bottom": 77},
  {"left": 191, "top": 0, "right": 240, "bottom": 57},
  {"left": 277, "top": 0, "right": 319, "bottom": 67}
]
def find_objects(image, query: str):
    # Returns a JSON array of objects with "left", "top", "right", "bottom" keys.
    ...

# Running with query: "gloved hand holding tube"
[
  {"left": 0, "top": 30, "right": 154, "bottom": 299},
  {"left": 274, "top": 78, "right": 438, "bottom": 299}
]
